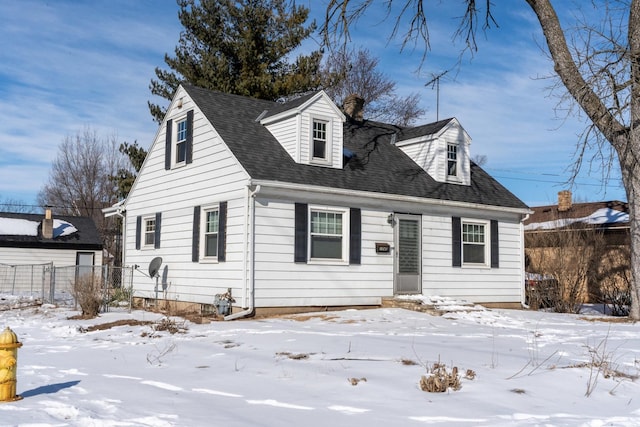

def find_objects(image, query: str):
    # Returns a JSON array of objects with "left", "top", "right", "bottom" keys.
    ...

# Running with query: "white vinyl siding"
[
  {"left": 421, "top": 215, "right": 523, "bottom": 304},
  {"left": 263, "top": 94, "right": 343, "bottom": 169},
  {"left": 0, "top": 247, "right": 102, "bottom": 267},
  {"left": 252, "top": 201, "right": 392, "bottom": 307},
  {"left": 124, "top": 86, "right": 249, "bottom": 304},
  {"left": 397, "top": 119, "right": 471, "bottom": 185}
]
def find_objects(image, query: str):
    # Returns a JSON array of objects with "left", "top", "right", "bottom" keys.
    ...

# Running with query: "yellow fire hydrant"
[{"left": 0, "top": 327, "right": 22, "bottom": 402}]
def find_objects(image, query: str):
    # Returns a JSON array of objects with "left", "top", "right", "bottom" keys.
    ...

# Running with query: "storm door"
[{"left": 394, "top": 214, "right": 422, "bottom": 294}]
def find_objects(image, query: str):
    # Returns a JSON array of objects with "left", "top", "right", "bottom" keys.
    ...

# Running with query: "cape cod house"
[{"left": 107, "top": 84, "right": 530, "bottom": 318}]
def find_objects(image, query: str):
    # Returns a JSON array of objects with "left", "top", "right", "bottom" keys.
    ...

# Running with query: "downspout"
[
  {"left": 225, "top": 184, "right": 261, "bottom": 320},
  {"left": 520, "top": 213, "right": 530, "bottom": 309}
]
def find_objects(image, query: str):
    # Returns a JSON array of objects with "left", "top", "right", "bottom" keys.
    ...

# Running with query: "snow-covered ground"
[{"left": 1, "top": 295, "right": 639, "bottom": 426}]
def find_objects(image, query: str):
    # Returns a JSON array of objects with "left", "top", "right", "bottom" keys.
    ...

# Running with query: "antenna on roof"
[
  {"left": 425, "top": 70, "right": 449, "bottom": 122},
  {"left": 255, "top": 110, "right": 268, "bottom": 122}
]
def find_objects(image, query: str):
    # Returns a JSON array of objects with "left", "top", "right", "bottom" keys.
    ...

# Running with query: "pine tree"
[{"left": 149, "top": 0, "right": 323, "bottom": 123}]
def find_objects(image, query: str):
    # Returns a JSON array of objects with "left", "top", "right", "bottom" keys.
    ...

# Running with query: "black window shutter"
[
  {"left": 165, "top": 119, "right": 172, "bottom": 170},
  {"left": 154, "top": 212, "right": 162, "bottom": 249},
  {"left": 186, "top": 110, "right": 194, "bottom": 164},
  {"left": 294, "top": 203, "right": 308, "bottom": 262},
  {"left": 218, "top": 201, "right": 227, "bottom": 262},
  {"left": 192, "top": 206, "right": 200, "bottom": 262},
  {"left": 349, "top": 208, "right": 361, "bottom": 264},
  {"left": 135, "top": 216, "right": 142, "bottom": 250},
  {"left": 452, "top": 216, "right": 461, "bottom": 267},
  {"left": 491, "top": 220, "right": 499, "bottom": 268}
]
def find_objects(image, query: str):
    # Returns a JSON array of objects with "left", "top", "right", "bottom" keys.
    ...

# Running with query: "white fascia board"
[
  {"left": 260, "top": 91, "right": 346, "bottom": 125},
  {"left": 248, "top": 179, "right": 532, "bottom": 217},
  {"left": 394, "top": 134, "right": 437, "bottom": 147}
]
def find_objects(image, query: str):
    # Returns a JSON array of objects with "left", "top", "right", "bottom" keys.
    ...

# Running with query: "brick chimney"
[
  {"left": 42, "top": 208, "right": 53, "bottom": 239},
  {"left": 343, "top": 94, "right": 364, "bottom": 122},
  {"left": 558, "top": 190, "right": 572, "bottom": 212}
]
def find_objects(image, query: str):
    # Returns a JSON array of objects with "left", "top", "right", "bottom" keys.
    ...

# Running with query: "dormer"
[
  {"left": 395, "top": 117, "right": 471, "bottom": 185},
  {"left": 260, "top": 91, "right": 346, "bottom": 169}
]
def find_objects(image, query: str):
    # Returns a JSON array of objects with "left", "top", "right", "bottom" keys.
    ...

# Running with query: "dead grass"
[
  {"left": 578, "top": 316, "right": 636, "bottom": 324},
  {"left": 276, "top": 351, "right": 311, "bottom": 360},
  {"left": 82, "top": 319, "right": 153, "bottom": 332}
]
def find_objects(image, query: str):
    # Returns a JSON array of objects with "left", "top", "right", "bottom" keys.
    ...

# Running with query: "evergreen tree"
[
  {"left": 149, "top": 0, "right": 323, "bottom": 123},
  {"left": 110, "top": 141, "right": 148, "bottom": 200}
]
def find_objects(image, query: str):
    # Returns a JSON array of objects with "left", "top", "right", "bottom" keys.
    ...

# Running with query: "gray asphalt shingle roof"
[{"left": 183, "top": 84, "right": 528, "bottom": 210}]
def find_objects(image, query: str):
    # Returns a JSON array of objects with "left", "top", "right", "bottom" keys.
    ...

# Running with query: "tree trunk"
[
  {"left": 524, "top": 0, "right": 640, "bottom": 319},
  {"left": 623, "top": 0, "right": 640, "bottom": 319}
]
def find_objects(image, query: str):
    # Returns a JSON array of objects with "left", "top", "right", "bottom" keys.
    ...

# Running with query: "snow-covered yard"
[{"left": 1, "top": 295, "right": 639, "bottom": 426}]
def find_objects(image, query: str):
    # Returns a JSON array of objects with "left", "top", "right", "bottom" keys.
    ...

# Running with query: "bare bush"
[
  {"left": 419, "top": 362, "right": 462, "bottom": 393},
  {"left": 72, "top": 273, "right": 103, "bottom": 318},
  {"left": 597, "top": 246, "right": 631, "bottom": 316},
  {"left": 526, "top": 225, "right": 628, "bottom": 314}
]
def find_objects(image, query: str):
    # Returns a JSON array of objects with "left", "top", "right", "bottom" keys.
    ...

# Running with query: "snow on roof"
[
  {"left": 0, "top": 217, "right": 78, "bottom": 238},
  {"left": 525, "top": 207, "right": 629, "bottom": 231}
]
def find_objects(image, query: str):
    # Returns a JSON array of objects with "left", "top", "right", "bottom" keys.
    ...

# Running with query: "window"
[
  {"left": 462, "top": 221, "right": 487, "bottom": 265},
  {"left": 193, "top": 202, "right": 227, "bottom": 262},
  {"left": 175, "top": 118, "right": 187, "bottom": 164},
  {"left": 447, "top": 143, "right": 458, "bottom": 177},
  {"left": 295, "top": 204, "right": 360, "bottom": 264},
  {"left": 311, "top": 119, "right": 329, "bottom": 162},
  {"left": 306, "top": 207, "right": 349, "bottom": 262},
  {"left": 204, "top": 208, "right": 219, "bottom": 258},
  {"left": 165, "top": 110, "right": 193, "bottom": 170},
  {"left": 144, "top": 217, "right": 156, "bottom": 247}
]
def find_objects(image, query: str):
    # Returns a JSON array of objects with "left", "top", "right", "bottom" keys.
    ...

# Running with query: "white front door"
[{"left": 394, "top": 214, "right": 422, "bottom": 294}]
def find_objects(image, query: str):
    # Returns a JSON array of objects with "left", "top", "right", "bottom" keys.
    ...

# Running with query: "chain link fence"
[{"left": 0, "top": 263, "right": 134, "bottom": 312}]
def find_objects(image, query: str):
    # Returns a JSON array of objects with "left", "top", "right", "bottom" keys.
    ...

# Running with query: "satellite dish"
[{"left": 148, "top": 257, "right": 163, "bottom": 278}]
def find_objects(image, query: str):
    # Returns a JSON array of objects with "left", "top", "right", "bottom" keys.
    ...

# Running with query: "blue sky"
[{"left": 0, "top": 0, "right": 627, "bottom": 210}]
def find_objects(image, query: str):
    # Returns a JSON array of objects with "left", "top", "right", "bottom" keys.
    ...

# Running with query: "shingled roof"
[
  {"left": 183, "top": 84, "right": 528, "bottom": 210},
  {"left": 0, "top": 212, "right": 102, "bottom": 250}
]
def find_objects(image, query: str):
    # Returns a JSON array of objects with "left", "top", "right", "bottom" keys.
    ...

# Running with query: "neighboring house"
[
  {"left": 0, "top": 210, "right": 103, "bottom": 267},
  {"left": 107, "top": 84, "right": 530, "bottom": 318},
  {"left": 524, "top": 190, "right": 630, "bottom": 304}
]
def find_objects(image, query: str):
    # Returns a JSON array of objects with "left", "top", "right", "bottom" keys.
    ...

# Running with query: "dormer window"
[
  {"left": 175, "top": 118, "right": 188, "bottom": 164},
  {"left": 311, "top": 118, "right": 330, "bottom": 164},
  {"left": 447, "top": 143, "right": 458, "bottom": 177}
]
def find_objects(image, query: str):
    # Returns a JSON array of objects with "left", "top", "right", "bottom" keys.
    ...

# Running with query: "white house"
[
  {"left": 0, "top": 210, "right": 103, "bottom": 267},
  {"left": 110, "top": 84, "right": 530, "bottom": 318}
]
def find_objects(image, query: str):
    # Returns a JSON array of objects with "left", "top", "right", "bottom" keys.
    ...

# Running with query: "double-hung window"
[
  {"left": 143, "top": 217, "right": 156, "bottom": 248},
  {"left": 447, "top": 143, "right": 458, "bottom": 177},
  {"left": 204, "top": 208, "right": 219, "bottom": 258},
  {"left": 309, "top": 207, "right": 348, "bottom": 261},
  {"left": 462, "top": 221, "right": 487, "bottom": 265},
  {"left": 311, "top": 118, "right": 329, "bottom": 163},
  {"left": 175, "top": 118, "right": 188, "bottom": 164}
]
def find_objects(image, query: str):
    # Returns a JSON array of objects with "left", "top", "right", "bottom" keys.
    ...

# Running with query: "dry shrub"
[
  {"left": 152, "top": 317, "right": 188, "bottom": 334},
  {"left": 526, "top": 226, "right": 613, "bottom": 313},
  {"left": 597, "top": 246, "right": 631, "bottom": 316},
  {"left": 420, "top": 362, "right": 462, "bottom": 392},
  {"left": 72, "top": 273, "right": 103, "bottom": 318}
]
